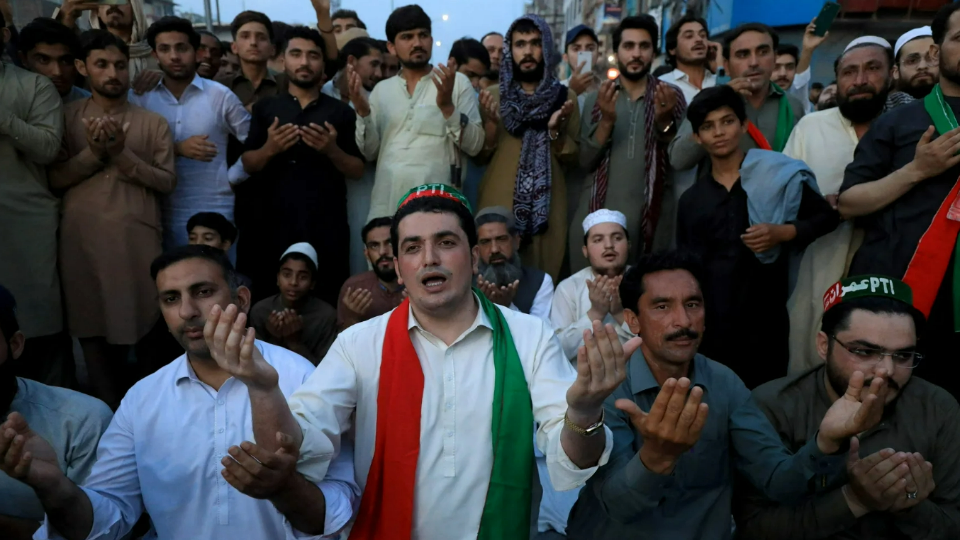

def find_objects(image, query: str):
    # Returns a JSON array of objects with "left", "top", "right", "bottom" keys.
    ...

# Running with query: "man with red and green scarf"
[
  {"left": 839, "top": 2, "right": 960, "bottom": 401},
  {"left": 199, "top": 183, "right": 631, "bottom": 539}
]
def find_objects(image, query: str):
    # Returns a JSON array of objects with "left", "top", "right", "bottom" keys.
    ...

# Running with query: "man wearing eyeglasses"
[
  {"left": 894, "top": 26, "right": 938, "bottom": 100},
  {"left": 733, "top": 275, "right": 960, "bottom": 539}
]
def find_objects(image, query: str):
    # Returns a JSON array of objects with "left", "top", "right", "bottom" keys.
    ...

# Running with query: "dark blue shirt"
[{"left": 566, "top": 351, "right": 846, "bottom": 540}]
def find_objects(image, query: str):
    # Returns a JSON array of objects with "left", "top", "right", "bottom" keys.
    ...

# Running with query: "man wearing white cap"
[
  {"left": 783, "top": 35, "right": 910, "bottom": 373},
  {"left": 551, "top": 209, "right": 635, "bottom": 361},
  {"left": 894, "top": 26, "right": 938, "bottom": 99},
  {"left": 248, "top": 243, "right": 338, "bottom": 365}
]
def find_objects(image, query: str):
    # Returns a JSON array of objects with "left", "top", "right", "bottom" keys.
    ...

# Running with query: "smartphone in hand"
[
  {"left": 813, "top": 2, "right": 841, "bottom": 37},
  {"left": 576, "top": 50, "right": 594, "bottom": 74}
]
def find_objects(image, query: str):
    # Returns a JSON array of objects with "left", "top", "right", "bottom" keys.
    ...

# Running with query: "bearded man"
[{"left": 337, "top": 217, "right": 405, "bottom": 330}]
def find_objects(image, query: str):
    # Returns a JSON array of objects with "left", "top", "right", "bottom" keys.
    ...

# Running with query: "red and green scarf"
[
  {"left": 350, "top": 292, "right": 534, "bottom": 540},
  {"left": 902, "top": 83, "right": 960, "bottom": 329},
  {"left": 745, "top": 82, "right": 794, "bottom": 152}
]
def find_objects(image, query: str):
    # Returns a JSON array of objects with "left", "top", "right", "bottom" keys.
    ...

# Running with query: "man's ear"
[
  {"left": 472, "top": 245, "right": 481, "bottom": 276},
  {"left": 9, "top": 331, "right": 26, "bottom": 361},
  {"left": 623, "top": 308, "right": 641, "bottom": 335},
  {"left": 221, "top": 240, "right": 234, "bottom": 252},
  {"left": 692, "top": 132, "right": 703, "bottom": 146},
  {"left": 75, "top": 58, "right": 89, "bottom": 77},
  {"left": 387, "top": 41, "right": 397, "bottom": 56},
  {"left": 231, "top": 41, "right": 239, "bottom": 56},
  {"left": 1, "top": 27, "right": 10, "bottom": 47},
  {"left": 237, "top": 285, "right": 252, "bottom": 315},
  {"left": 816, "top": 331, "right": 830, "bottom": 362},
  {"left": 394, "top": 256, "right": 403, "bottom": 286}
]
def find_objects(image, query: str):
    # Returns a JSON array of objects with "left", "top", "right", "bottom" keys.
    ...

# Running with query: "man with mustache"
[
  {"left": 18, "top": 18, "right": 89, "bottom": 103},
  {"left": 239, "top": 26, "right": 364, "bottom": 306},
  {"left": 337, "top": 217, "right": 405, "bottom": 330},
  {"left": 48, "top": 30, "right": 176, "bottom": 408},
  {"left": 659, "top": 13, "right": 719, "bottom": 105},
  {"left": 553, "top": 209, "right": 635, "bottom": 361},
  {"left": 54, "top": 0, "right": 162, "bottom": 94},
  {"left": 735, "top": 276, "right": 960, "bottom": 539},
  {"left": 477, "top": 14, "right": 578, "bottom": 281},
  {"left": 0, "top": 245, "right": 359, "bottom": 540},
  {"left": 347, "top": 5, "right": 484, "bottom": 223},
  {"left": 474, "top": 206, "right": 554, "bottom": 323},
  {"left": 839, "top": 3, "right": 960, "bottom": 401},
  {"left": 130, "top": 17, "right": 250, "bottom": 252},
  {"left": 206, "top": 183, "right": 629, "bottom": 539},
  {"left": 670, "top": 22, "right": 806, "bottom": 172},
  {"left": 568, "top": 15, "right": 685, "bottom": 273},
  {"left": 894, "top": 26, "right": 938, "bottom": 100},
  {"left": 678, "top": 85, "right": 839, "bottom": 389},
  {"left": 783, "top": 37, "right": 908, "bottom": 373},
  {"left": 566, "top": 250, "right": 891, "bottom": 539},
  {"left": 196, "top": 30, "right": 223, "bottom": 79}
]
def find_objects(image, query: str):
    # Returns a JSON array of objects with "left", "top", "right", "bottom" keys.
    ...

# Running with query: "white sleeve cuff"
[
  {"left": 227, "top": 158, "right": 250, "bottom": 186},
  {"left": 545, "top": 421, "right": 614, "bottom": 492},
  {"left": 35, "top": 487, "right": 129, "bottom": 540}
]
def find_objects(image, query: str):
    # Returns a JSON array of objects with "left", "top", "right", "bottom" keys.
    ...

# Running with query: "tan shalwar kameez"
[
  {"left": 477, "top": 87, "right": 580, "bottom": 282},
  {"left": 0, "top": 62, "right": 65, "bottom": 339},
  {"left": 49, "top": 99, "right": 176, "bottom": 344}
]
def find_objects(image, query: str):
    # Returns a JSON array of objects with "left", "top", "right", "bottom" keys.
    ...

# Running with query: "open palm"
[
  {"left": 1, "top": 413, "right": 63, "bottom": 490},
  {"left": 819, "top": 371, "right": 888, "bottom": 445}
]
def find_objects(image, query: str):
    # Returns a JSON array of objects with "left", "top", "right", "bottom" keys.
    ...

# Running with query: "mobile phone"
[
  {"left": 716, "top": 67, "right": 731, "bottom": 85},
  {"left": 813, "top": 2, "right": 841, "bottom": 37},
  {"left": 576, "top": 50, "right": 593, "bottom": 74}
]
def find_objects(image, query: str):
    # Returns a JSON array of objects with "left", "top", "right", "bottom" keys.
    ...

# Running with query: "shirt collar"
[
  {"left": 628, "top": 349, "right": 712, "bottom": 395},
  {"left": 407, "top": 293, "right": 493, "bottom": 342},
  {"left": 158, "top": 72, "right": 203, "bottom": 93},
  {"left": 173, "top": 356, "right": 198, "bottom": 385}
]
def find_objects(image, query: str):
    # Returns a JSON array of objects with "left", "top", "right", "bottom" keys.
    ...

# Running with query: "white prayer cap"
[
  {"left": 843, "top": 36, "right": 892, "bottom": 54},
  {"left": 582, "top": 209, "right": 627, "bottom": 235},
  {"left": 280, "top": 242, "right": 318, "bottom": 268},
  {"left": 895, "top": 26, "right": 932, "bottom": 58}
]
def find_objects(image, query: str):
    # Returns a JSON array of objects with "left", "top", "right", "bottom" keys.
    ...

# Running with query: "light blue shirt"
[
  {"left": 64, "top": 86, "right": 91, "bottom": 104},
  {"left": 128, "top": 74, "right": 250, "bottom": 249},
  {"left": 35, "top": 341, "right": 359, "bottom": 540}
]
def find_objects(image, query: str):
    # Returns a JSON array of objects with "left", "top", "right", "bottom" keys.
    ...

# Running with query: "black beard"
[
  {"left": 289, "top": 75, "right": 322, "bottom": 89},
  {"left": 938, "top": 62, "right": 960, "bottom": 91},
  {"left": 95, "top": 85, "right": 128, "bottom": 99},
  {"left": 902, "top": 78, "right": 936, "bottom": 99},
  {"left": 401, "top": 57, "right": 430, "bottom": 70},
  {"left": 838, "top": 87, "right": 888, "bottom": 123},
  {"left": 825, "top": 345, "right": 900, "bottom": 405},
  {"left": 618, "top": 62, "right": 650, "bottom": 81},
  {"left": 513, "top": 60, "right": 544, "bottom": 83},
  {"left": 818, "top": 98, "right": 838, "bottom": 111},
  {"left": 372, "top": 259, "right": 398, "bottom": 283},
  {"left": 478, "top": 252, "right": 524, "bottom": 286}
]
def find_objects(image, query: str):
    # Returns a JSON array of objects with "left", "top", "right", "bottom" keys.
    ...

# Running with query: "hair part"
[
  {"left": 664, "top": 13, "right": 707, "bottom": 65},
  {"left": 450, "top": 37, "right": 491, "bottom": 71},
  {"left": 619, "top": 250, "right": 704, "bottom": 313},
  {"left": 186, "top": 212, "right": 237, "bottom": 244},
  {"left": 613, "top": 15, "right": 659, "bottom": 53},
  {"left": 386, "top": 4, "right": 431, "bottom": 43},
  {"left": 687, "top": 84, "right": 747, "bottom": 132},
  {"left": 18, "top": 18, "right": 82, "bottom": 57},
  {"left": 820, "top": 296, "right": 926, "bottom": 340},
  {"left": 390, "top": 197, "right": 478, "bottom": 254},
  {"left": 280, "top": 25, "right": 326, "bottom": 56},
  {"left": 723, "top": 22, "right": 779, "bottom": 59},
  {"left": 230, "top": 10, "right": 274, "bottom": 41},
  {"left": 150, "top": 245, "right": 240, "bottom": 294},
  {"left": 362, "top": 217, "right": 393, "bottom": 243},
  {"left": 146, "top": 16, "right": 201, "bottom": 51},
  {"left": 79, "top": 29, "right": 130, "bottom": 60}
]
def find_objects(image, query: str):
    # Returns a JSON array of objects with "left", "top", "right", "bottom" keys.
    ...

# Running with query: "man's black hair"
[
  {"left": 776, "top": 43, "right": 800, "bottom": 64},
  {"left": 481, "top": 31, "right": 503, "bottom": 43},
  {"left": 723, "top": 22, "right": 779, "bottom": 59},
  {"left": 272, "top": 21, "right": 291, "bottom": 57},
  {"left": 362, "top": 217, "right": 393, "bottom": 244},
  {"left": 146, "top": 16, "right": 201, "bottom": 51},
  {"left": 332, "top": 9, "right": 366, "bottom": 29},
  {"left": 391, "top": 197, "right": 478, "bottom": 254},
  {"left": 338, "top": 36, "right": 384, "bottom": 70},
  {"left": 186, "top": 212, "right": 237, "bottom": 244},
  {"left": 619, "top": 250, "right": 704, "bottom": 313},
  {"left": 150, "top": 245, "right": 240, "bottom": 292},
  {"left": 79, "top": 29, "right": 129, "bottom": 60},
  {"left": 280, "top": 25, "right": 326, "bottom": 57},
  {"left": 933, "top": 2, "right": 960, "bottom": 46},
  {"left": 278, "top": 252, "right": 318, "bottom": 282},
  {"left": 450, "top": 37, "right": 491, "bottom": 71},
  {"left": 821, "top": 296, "right": 926, "bottom": 341},
  {"left": 385, "top": 4, "right": 431, "bottom": 44},
  {"left": 18, "top": 18, "right": 81, "bottom": 57},
  {"left": 812, "top": 81, "right": 824, "bottom": 90},
  {"left": 664, "top": 13, "right": 707, "bottom": 66},
  {"left": 230, "top": 10, "right": 274, "bottom": 41},
  {"left": 511, "top": 18, "right": 540, "bottom": 38},
  {"left": 687, "top": 84, "right": 747, "bottom": 132},
  {"left": 197, "top": 29, "right": 222, "bottom": 48},
  {"left": 613, "top": 15, "right": 659, "bottom": 53}
]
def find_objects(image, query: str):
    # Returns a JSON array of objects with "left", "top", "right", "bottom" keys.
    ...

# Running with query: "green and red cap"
[
  {"left": 396, "top": 183, "right": 472, "bottom": 213},
  {"left": 823, "top": 274, "right": 917, "bottom": 314}
]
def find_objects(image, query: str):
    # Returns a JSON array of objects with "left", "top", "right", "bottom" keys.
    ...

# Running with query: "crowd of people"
[{"left": 1, "top": 0, "right": 959, "bottom": 537}]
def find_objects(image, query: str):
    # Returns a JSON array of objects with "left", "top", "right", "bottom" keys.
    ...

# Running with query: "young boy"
[
  {"left": 186, "top": 212, "right": 252, "bottom": 291},
  {"left": 248, "top": 243, "right": 337, "bottom": 365}
]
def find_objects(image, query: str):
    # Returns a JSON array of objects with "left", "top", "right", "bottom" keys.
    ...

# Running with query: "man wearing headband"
[
  {"left": 208, "top": 183, "right": 627, "bottom": 539},
  {"left": 735, "top": 276, "right": 960, "bottom": 539},
  {"left": 894, "top": 26, "right": 938, "bottom": 100},
  {"left": 839, "top": 3, "right": 960, "bottom": 400},
  {"left": 0, "top": 246, "right": 358, "bottom": 539},
  {"left": 553, "top": 209, "right": 635, "bottom": 361},
  {"left": 0, "top": 284, "right": 112, "bottom": 536},
  {"left": 566, "top": 251, "right": 890, "bottom": 539}
]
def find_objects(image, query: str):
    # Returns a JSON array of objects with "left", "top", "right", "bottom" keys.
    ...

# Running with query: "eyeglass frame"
[{"left": 830, "top": 335, "right": 923, "bottom": 369}]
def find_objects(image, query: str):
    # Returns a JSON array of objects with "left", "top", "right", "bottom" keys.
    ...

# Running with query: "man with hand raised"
[{"left": 566, "top": 250, "right": 889, "bottom": 539}]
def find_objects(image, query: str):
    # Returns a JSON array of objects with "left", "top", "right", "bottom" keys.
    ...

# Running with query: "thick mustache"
[
  {"left": 666, "top": 328, "right": 700, "bottom": 341},
  {"left": 376, "top": 256, "right": 392, "bottom": 265},
  {"left": 417, "top": 266, "right": 452, "bottom": 280}
]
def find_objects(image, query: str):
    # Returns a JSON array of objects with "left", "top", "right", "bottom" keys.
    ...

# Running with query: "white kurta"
[
  {"left": 550, "top": 267, "right": 636, "bottom": 360},
  {"left": 783, "top": 107, "right": 859, "bottom": 195},
  {"left": 289, "top": 296, "right": 613, "bottom": 540},
  {"left": 357, "top": 72, "right": 484, "bottom": 220}
]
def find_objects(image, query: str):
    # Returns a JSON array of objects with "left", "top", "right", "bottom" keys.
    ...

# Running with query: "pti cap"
[
  {"left": 396, "top": 183, "right": 472, "bottom": 213},
  {"left": 823, "top": 275, "right": 915, "bottom": 314}
]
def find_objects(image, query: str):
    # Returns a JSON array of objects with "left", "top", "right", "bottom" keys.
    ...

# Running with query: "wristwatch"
[{"left": 563, "top": 410, "right": 605, "bottom": 437}]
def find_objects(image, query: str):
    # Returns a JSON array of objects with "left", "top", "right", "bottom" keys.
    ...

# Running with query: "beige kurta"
[
  {"left": 49, "top": 99, "right": 176, "bottom": 344},
  {"left": 477, "top": 87, "right": 580, "bottom": 282},
  {"left": 0, "top": 62, "right": 65, "bottom": 339}
]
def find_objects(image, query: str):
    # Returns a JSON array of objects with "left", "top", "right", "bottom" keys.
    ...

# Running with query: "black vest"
[{"left": 514, "top": 266, "right": 546, "bottom": 314}]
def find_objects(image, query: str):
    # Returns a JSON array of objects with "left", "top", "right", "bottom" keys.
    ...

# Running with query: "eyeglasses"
[
  {"left": 831, "top": 336, "right": 923, "bottom": 369},
  {"left": 901, "top": 52, "right": 937, "bottom": 68}
]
